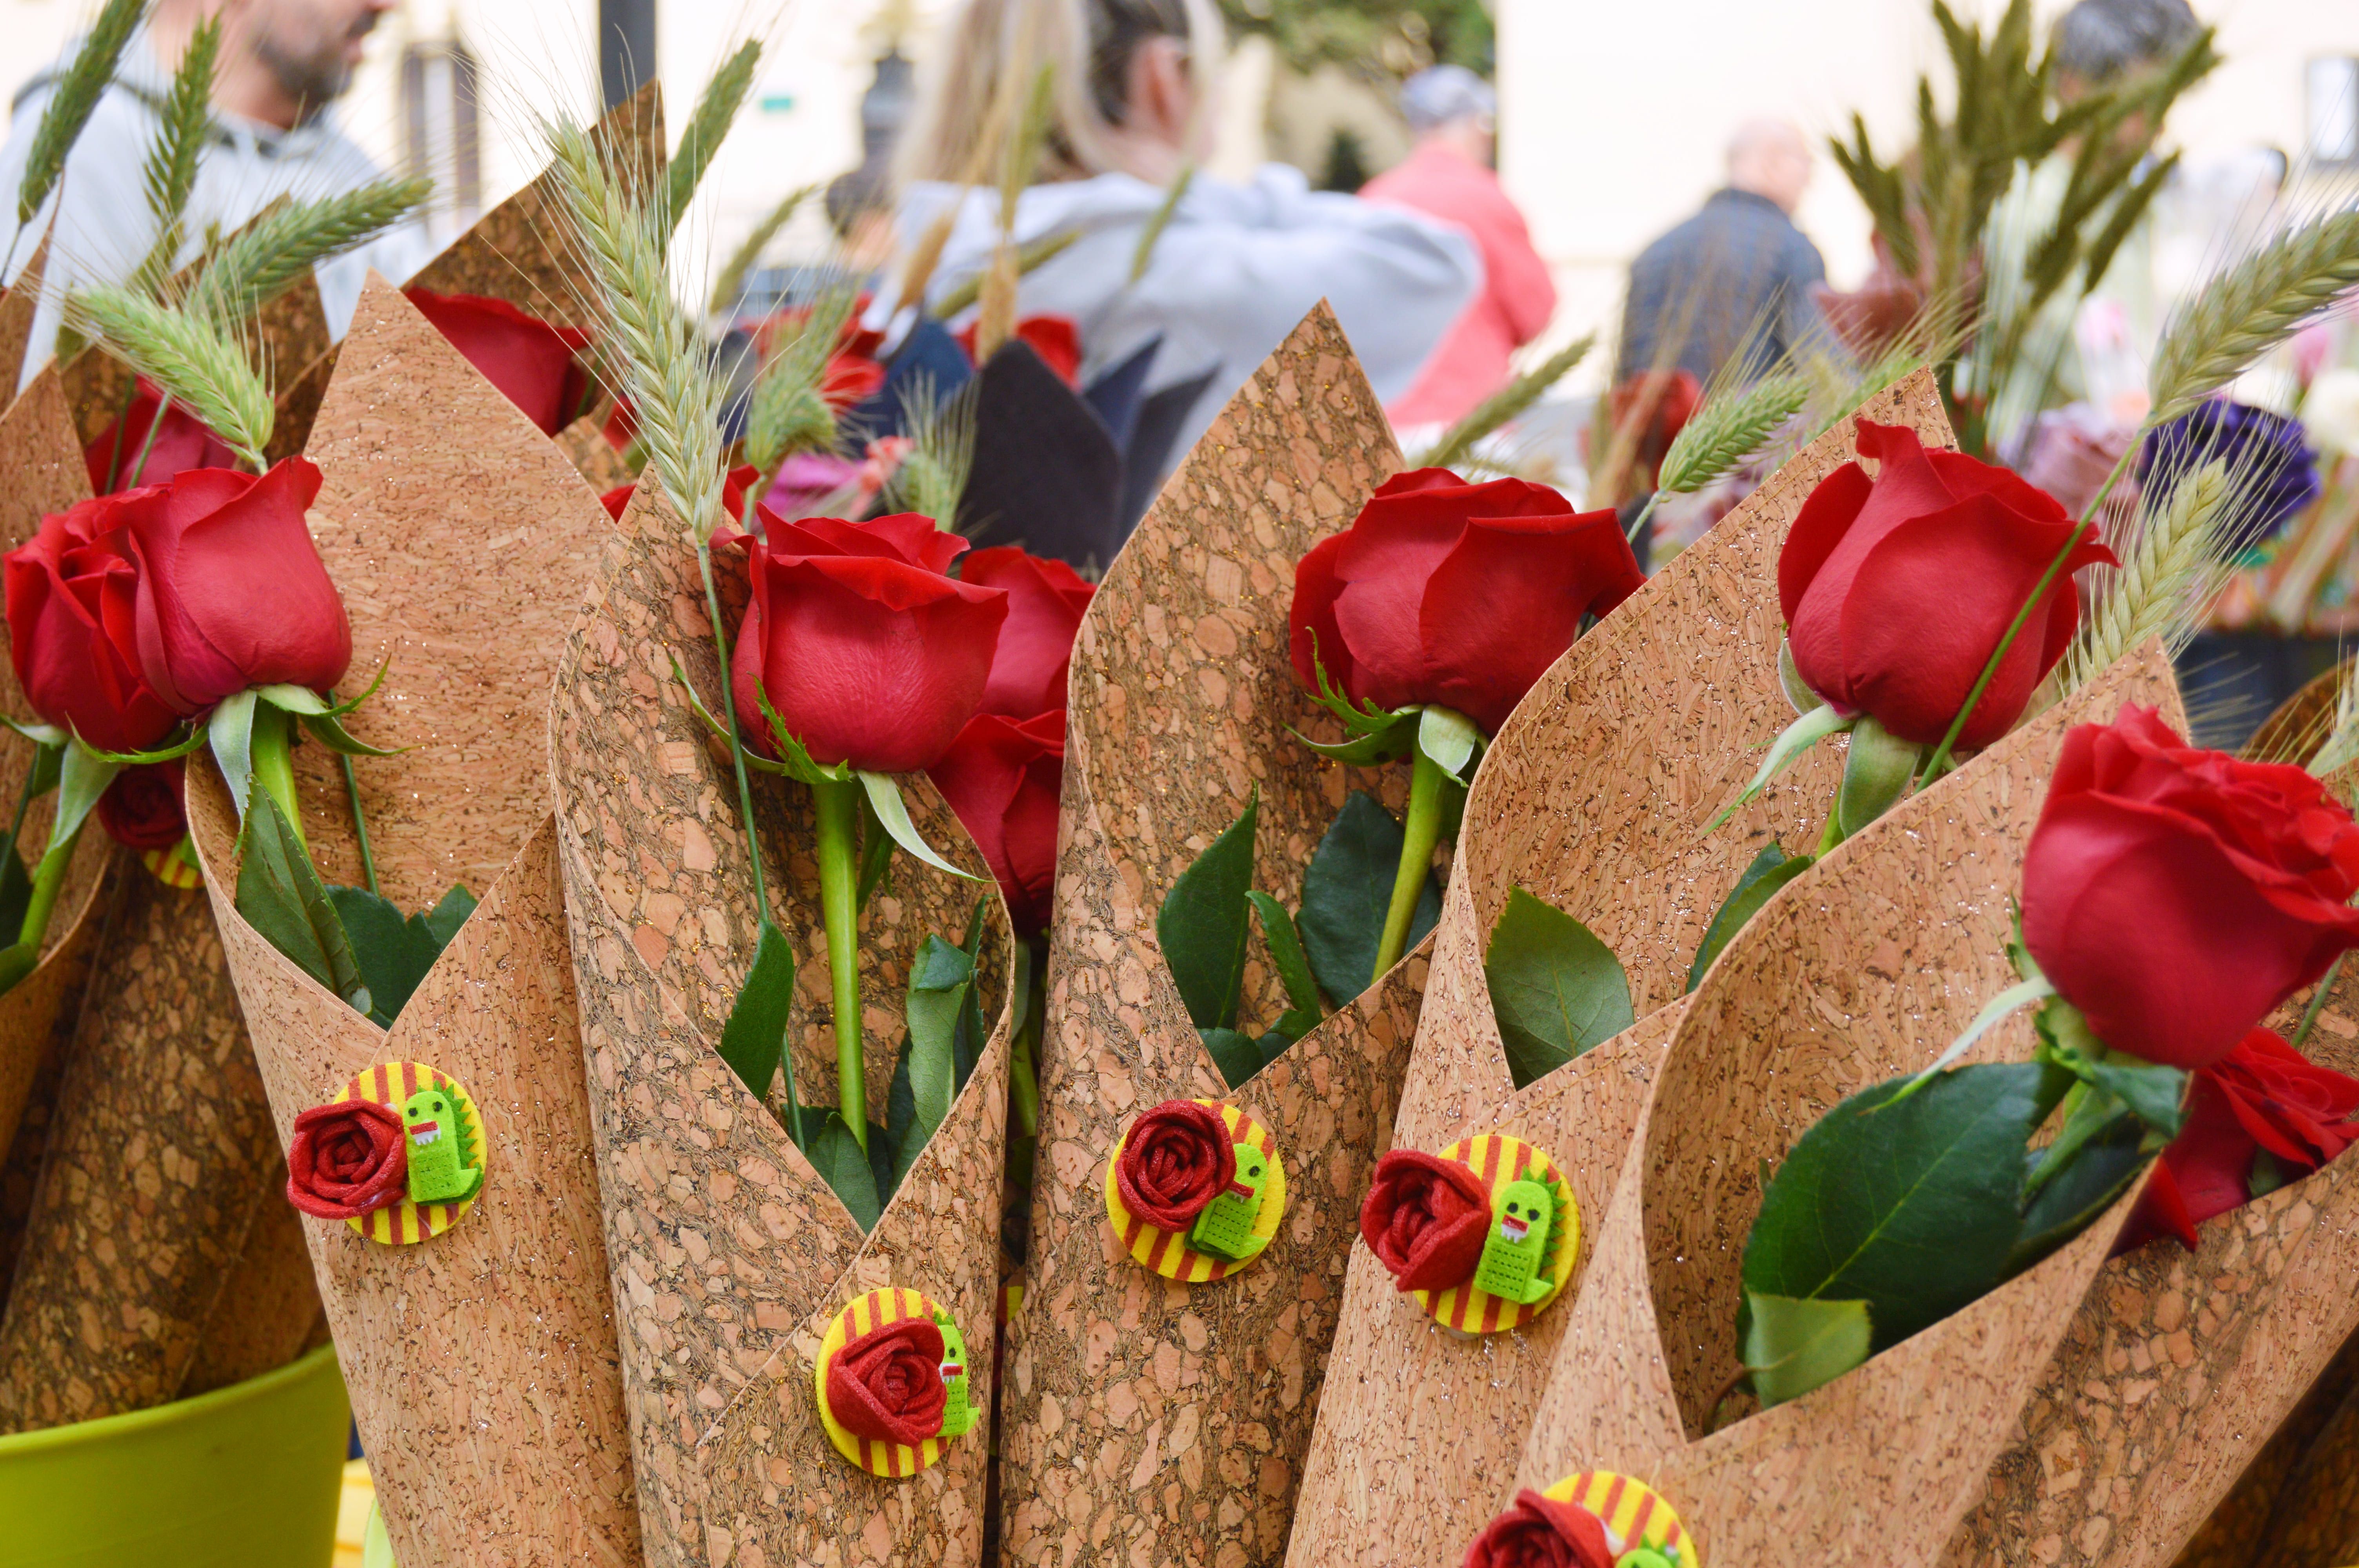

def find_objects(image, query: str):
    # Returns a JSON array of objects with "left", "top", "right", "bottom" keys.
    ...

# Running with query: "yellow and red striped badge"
[
  {"left": 1408, "top": 1133, "right": 1578, "bottom": 1334},
  {"left": 1543, "top": 1472, "right": 1696, "bottom": 1566},
  {"left": 141, "top": 838, "right": 203, "bottom": 889},
  {"left": 1101, "top": 1100, "right": 1287, "bottom": 1282},
  {"left": 334, "top": 1061, "right": 483, "bottom": 1246},
  {"left": 815, "top": 1287, "right": 959, "bottom": 1478}
]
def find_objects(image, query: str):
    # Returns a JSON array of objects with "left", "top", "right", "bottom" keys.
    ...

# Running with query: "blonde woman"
[{"left": 895, "top": 0, "right": 1481, "bottom": 466}]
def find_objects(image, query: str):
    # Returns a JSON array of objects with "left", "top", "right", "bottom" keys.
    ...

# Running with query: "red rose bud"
[
  {"left": 286, "top": 1099, "right": 409, "bottom": 1220},
  {"left": 929, "top": 709, "right": 1064, "bottom": 936},
  {"left": 1116, "top": 1100, "right": 1236, "bottom": 1230},
  {"left": 600, "top": 463, "right": 761, "bottom": 526},
  {"left": 4, "top": 494, "right": 180, "bottom": 751},
  {"left": 1461, "top": 1490, "right": 1616, "bottom": 1568},
  {"left": 405, "top": 289, "right": 592, "bottom": 437},
  {"left": 118, "top": 459, "right": 351, "bottom": 715},
  {"left": 2121, "top": 1027, "right": 2359, "bottom": 1251},
  {"left": 956, "top": 314, "right": 1083, "bottom": 386},
  {"left": 960, "top": 546, "right": 1094, "bottom": 719},
  {"left": 1360, "top": 1149, "right": 1492, "bottom": 1292},
  {"left": 2022, "top": 706, "right": 2359, "bottom": 1070},
  {"left": 826, "top": 1314, "right": 948, "bottom": 1445},
  {"left": 82, "top": 378, "right": 241, "bottom": 494},
  {"left": 1289, "top": 469, "right": 1642, "bottom": 736},
  {"left": 1780, "top": 419, "right": 2114, "bottom": 750},
  {"left": 730, "top": 511, "right": 1007, "bottom": 773},
  {"left": 96, "top": 759, "right": 187, "bottom": 851}
]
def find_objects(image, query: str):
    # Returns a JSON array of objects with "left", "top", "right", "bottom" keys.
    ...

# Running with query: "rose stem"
[
  {"left": 249, "top": 701, "right": 305, "bottom": 852},
  {"left": 1009, "top": 936, "right": 1046, "bottom": 1140},
  {"left": 1372, "top": 745, "right": 1448, "bottom": 985},
  {"left": 122, "top": 390, "right": 179, "bottom": 490},
  {"left": 1916, "top": 442, "right": 2142, "bottom": 786},
  {"left": 338, "top": 753, "right": 379, "bottom": 897},
  {"left": 100, "top": 378, "right": 138, "bottom": 492},
  {"left": 2292, "top": 955, "right": 2347, "bottom": 1053},
  {"left": 692, "top": 543, "right": 804, "bottom": 1139},
  {"left": 811, "top": 773, "right": 868, "bottom": 1148},
  {"left": 13, "top": 740, "right": 68, "bottom": 953}
]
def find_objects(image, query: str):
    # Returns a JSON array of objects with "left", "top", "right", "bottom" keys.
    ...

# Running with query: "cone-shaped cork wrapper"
[
  {"left": 994, "top": 304, "right": 1425, "bottom": 1568},
  {"left": 181, "top": 272, "right": 640, "bottom": 1568},
  {"left": 550, "top": 488, "right": 1011, "bottom": 1562},
  {"left": 0, "top": 367, "right": 114, "bottom": 1183},
  {"left": 1935, "top": 840, "right": 2359, "bottom": 1562},
  {"left": 1287, "top": 372, "right": 1956, "bottom": 1568},
  {"left": 0, "top": 229, "right": 51, "bottom": 398},
  {"left": 1497, "top": 646, "right": 2185, "bottom": 1568}
]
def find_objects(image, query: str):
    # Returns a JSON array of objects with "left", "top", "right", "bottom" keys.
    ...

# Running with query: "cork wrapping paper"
[
  {"left": 1284, "top": 374, "right": 1954, "bottom": 1566},
  {"left": 190, "top": 786, "right": 641, "bottom": 1568},
  {"left": 0, "top": 366, "right": 114, "bottom": 1173},
  {"left": 549, "top": 478, "right": 1013, "bottom": 1568},
  {"left": 405, "top": 82, "right": 662, "bottom": 331},
  {"left": 171, "top": 264, "right": 642, "bottom": 1563},
  {"left": 2221, "top": 1327, "right": 2359, "bottom": 1564},
  {"left": 0, "top": 869, "right": 274, "bottom": 1432},
  {"left": 1503, "top": 648, "right": 2184, "bottom": 1568},
  {"left": 0, "top": 230, "right": 48, "bottom": 397},
  {"left": 994, "top": 305, "right": 1432, "bottom": 1568},
  {"left": 177, "top": 1161, "right": 324, "bottom": 1396},
  {"left": 1936, "top": 942, "right": 2359, "bottom": 1567}
]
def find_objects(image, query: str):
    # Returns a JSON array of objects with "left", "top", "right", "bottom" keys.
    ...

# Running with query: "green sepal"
[
  {"left": 1301, "top": 635, "right": 1418, "bottom": 740},
  {"left": 858, "top": 770, "right": 981, "bottom": 881},
  {"left": 720, "top": 920, "right": 797, "bottom": 1104},
  {"left": 70, "top": 729, "right": 207, "bottom": 766},
  {"left": 1484, "top": 886, "right": 1634, "bottom": 1089},
  {"left": 758, "top": 688, "right": 855, "bottom": 786},
  {"left": 671, "top": 653, "right": 794, "bottom": 777},
  {"left": 1687, "top": 843, "right": 1814, "bottom": 994},
  {"left": 2034, "top": 995, "right": 2188, "bottom": 1138},
  {"left": 207, "top": 689, "right": 260, "bottom": 820},
  {"left": 897, "top": 933, "right": 977, "bottom": 1191},
  {"left": 234, "top": 789, "right": 369, "bottom": 1014},
  {"left": 43, "top": 740, "right": 120, "bottom": 861},
  {"left": 854, "top": 786, "right": 895, "bottom": 911},
  {"left": 1159, "top": 787, "right": 1258, "bottom": 1031},
  {"left": 0, "top": 839, "right": 34, "bottom": 943},
  {"left": 1415, "top": 705, "right": 1485, "bottom": 785},
  {"left": 1777, "top": 638, "right": 1818, "bottom": 717},
  {"left": 1835, "top": 715, "right": 1922, "bottom": 838},
  {"left": 19, "top": 742, "right": 62, "bottom": 804},
  {"left": 255, "top": 657, "right": 389, "bottom": 720},
  {"left": 298, "top": 709, "right": 403, "bottom": 759},
  {"left": 1743, "top": 1291, "right": 1872, "bottom": 1409},
  {"left": 1708, "top": 702, "right": 1853, "bottom": 832},
  {"left": 0, "top": 717, "right": 66, "bottom": 748},
  {"left": 1292, "top": 716, "right": 1416, "bottom": 767}
]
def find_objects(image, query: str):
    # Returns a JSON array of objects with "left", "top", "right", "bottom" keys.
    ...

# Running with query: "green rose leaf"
[
  {"left": 325, "top": 881, "right": 476, "bottom": 1028},
  {"left": 808, "top": 1109, "right": 884, "bottom": 1232},
  {"left": 1298, "top": 791, "right": 1439, "bottom": 1005},
  {"left": 719, "top": 920, "right": 798, "bottom": 1102},
  {"left": 1743, "top": 1290, "right": 1872, "bottom": 1409},
  {"left": 1200, "top": 1026, "right": 1263, "bottom": 1092},
  {"left": 1158, "top": 788, "right": 1258, "bottom": 1031},
  {"left": 235, "top": 789, "right": 368, "bottom": 1015},
  {"left": 1687, "top": 843, "right": 1814, "bottom": 994},
  {"left": 1485, "top": 887, "right": 1634, "bottom": 1089}
]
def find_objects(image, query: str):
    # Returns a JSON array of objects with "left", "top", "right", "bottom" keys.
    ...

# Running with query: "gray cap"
[{"left": 1399, "top": 64, "right": 1496, "bottom": 131}]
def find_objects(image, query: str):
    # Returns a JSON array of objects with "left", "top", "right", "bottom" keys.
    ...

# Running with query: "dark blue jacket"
[{"left": 1619, "top": 188, "right": 1832, "bottom": 383}]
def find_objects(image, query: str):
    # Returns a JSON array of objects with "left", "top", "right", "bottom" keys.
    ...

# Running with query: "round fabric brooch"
[
  {"left": 1103, "top": 1099, "right": 1287, "bottom": 1281},
  {"left": 1543, "top": 1472, "right": 1696, "bottom": 1568},
  {"left": 1358, "top": 1134, "right": 1576, "bottom": 1333},
  {"left": 284, "top": 1061, "right": 486, "bottom": 1245},
  {"left": 814, "top": 1287, "right": 979, "bottom": 1477}
]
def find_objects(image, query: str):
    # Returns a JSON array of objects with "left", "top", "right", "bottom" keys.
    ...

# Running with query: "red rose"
[
  {"left": 929, "top": 709, "right": 1064, "bottom": 936},
  {"left": 960, "top": 546, "right": 1093, "bottom": 719},
  {"left": 1462, "top": 1490, "right": 1616, "bottom": 1568},
  {"left": 285, "top": 1098, "right": 409, "bottom": 1220},
  {"left": 1780, "top": 419, "right": 2115, "bottom": 749},
  {"left": 4, "top": 494, "right": 180, "bottom": 751},
  {"left": 82, "top": 378, "right": 240, "bottom": 494},
  {"left": 95, "top": 759, "right": 187, "bottom": 850},
  {"left": 117, "top": 459, "right": 351, "bottom": 714},
  {"left": 405, "top": 289, "right": 592, "bottom": 437},
  {"left": 825, "top": 1314, "right": 948, "bottom": 1445},
  {"left": 2022, "top": 706, "right": 2359, "bottom": 1069},
  {"left": 1115, "top": 1100, "right": 1236, "bottom": 1230},
  {"left": 2121, "top": 1026, "right": 2359, "bottom": 1250},
  {"left": 600, "top": 463, "right": 760, "bottom": 526},
  {"left": 1359, "top": 1149, "right": 1491, "bottom": 1292},
  {"left": 1289, "top": 469, "right": 1643, "bottom": 736},
  {"left": 956, "top": 314, "right": 1083, "bottom": 386},
  {"left": 729, "top": 511, "right": 1007, "bottom": 773}
]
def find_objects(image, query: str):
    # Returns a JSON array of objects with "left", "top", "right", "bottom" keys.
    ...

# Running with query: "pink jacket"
[{"left": 1361, "top": 142, "right": 1558, "bottom": 427}]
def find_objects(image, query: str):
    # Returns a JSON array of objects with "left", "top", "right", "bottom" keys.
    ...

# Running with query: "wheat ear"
[
  {"left": 2150, "top": 209, "right": 2359, "bottom": 423},
  {"left": 745, "top": 279, "right": 858, "bottom": 478},
  {"left": 131, "top": 14, "right": 221, "bottom": 296},
  {"left": 1130, "top": 164, "right": 1194, "bottom": 285},
  {"left": 2061, "top": 458, "right": 2228, "bottom": 693},
  {"left": 1657, "top": 372, "right": 1810, "bottom": 496},
  {"left": 545, "top": 120, "right": 728, "bottom": 541},
  {"left": 932, "top": 229, "right": 1078, "bottom": 320},
  {"left": 14, "top": 0, "right": 147, "bottom": 230},
  {"left": 1414, "top": 334, "right": 1596, "bottom": 473},
  {"left": 663, "top": 39, "right": 761, "bottom": 241},
  {"left": 187, "top": 178, "right": 433, "bottom": 325},
  {"left": 894, "top": 372, "right": 978, "bottom": 528},
  {"left": 707, "top": 184, "right": 814, "bottom": 320},
  {"left": 72, "top": 285, "right": 272, "bottom": 466},
  {"left": 2312, "top": 665, "right": 2359, "bottom": 783}
]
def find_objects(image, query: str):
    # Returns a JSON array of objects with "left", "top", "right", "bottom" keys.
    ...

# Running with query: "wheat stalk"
[
  {"left": 131, "top": 14, "right": 221, "bottom": 297},
  {"left": 2061, "top": 458, "right": 2228, "bottom": 692},
  {"left": 2312, "top": 666, "right": 2359, "bottom": 782},
  {"left": 1657, "top": 372, "right": 1810, "bottom": 497},
  {"left": 186, "top": 177, "right": 433, "bottom": 325},
  {"left": 545, "top": 118, "right": 728, "bottom": 541},
  {"left": 13, "top": 0, "right": 147, "bottom": 230},
  {"left": 1414, "top": 334, "right": 1596, "bottom": 473},
  {"left": 1130, "top": 164, "right": 1193, "bottom": 285},
  {"left": 932, "top": 228, "right": 1077, "bottom": 319},
  {"left": 663, "top": 39, "right": 760, "bottom": 241},
  {"left": 2150, "top": 209, "right": 2359, "bottom": 424},
  {"left": 706, "top": 183, "right": 814, "bottom": 320},
  {"left": 72, "top": 284, "right": 272, "bottom": 467}
]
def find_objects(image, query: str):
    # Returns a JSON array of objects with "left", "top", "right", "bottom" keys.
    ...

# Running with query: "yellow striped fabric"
[
  {"left": 1101, "top": 1100, "right": 1288, "bottom": 1282},
  {"left": 335, "top": 1062, "right": 482, "bottom": 1246},
  {"left": 814, "top": 1287, "right": 951, "bottom": 1477},
  {"left": 1543, "top": 1472, "right": 1696, "bottom": 1566},
  {"left": 1410, "top": 1134, "right": 1579, "bottom": 1333}
]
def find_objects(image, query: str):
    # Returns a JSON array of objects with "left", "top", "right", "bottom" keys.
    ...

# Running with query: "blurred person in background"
[
  {"left": 1617, "top": 117, "right": 1829, "bottom": 390},
  {"left": 895, "top": 0, "right": 1481, "bottom": 465},
  {"left": 0, "top": 0, "right": 432, "bottom": 390},
  {"left": 1359, "top": 64, "right": 1556, "bottom": 430}
]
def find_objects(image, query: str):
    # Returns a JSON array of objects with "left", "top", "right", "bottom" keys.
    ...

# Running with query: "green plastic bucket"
[{"left": 0, "top": 1344, "right": 350, "bottom": 1566}]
